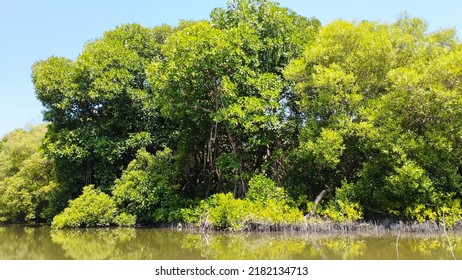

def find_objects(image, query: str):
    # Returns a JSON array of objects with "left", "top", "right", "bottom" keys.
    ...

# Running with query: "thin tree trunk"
[
  {"left": 442, "top": 208, "right": 457, "bottom": 260},
  {"left": 306, "top": 187, "right": 329, "bottom": 218},
  {"left": 224, "top": 125, "right": 247, "bottom": 198}
]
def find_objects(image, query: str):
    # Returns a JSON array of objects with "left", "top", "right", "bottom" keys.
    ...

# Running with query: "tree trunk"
[
  {"left": 306, "top": 187, "right": 329, "bottom": 218},
  {"left": 224, "top": 124, "right": 247, "bottom": 198}
]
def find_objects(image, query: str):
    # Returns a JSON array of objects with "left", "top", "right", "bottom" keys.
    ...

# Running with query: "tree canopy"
[{"left": 0, "top": 125, "right": 55, "bottom": 222}]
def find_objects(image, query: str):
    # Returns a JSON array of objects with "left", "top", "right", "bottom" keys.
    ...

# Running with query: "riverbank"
[
  {"left": 3, "top": 218, "right": 462, "bottom": 235},
  {"left": 149, "top": 218, "right": 462, "bottom": 236}
]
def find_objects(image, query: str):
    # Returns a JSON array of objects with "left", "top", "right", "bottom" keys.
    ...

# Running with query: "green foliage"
[
  {"left": 18, "top": 0, "right": 462, "bottom": 228},
  {"left": 0, "top": 125, "right": 56, "bottom": 223},
  {"left": 211, "top": 0, "right": 320, "bottom": 72},
  {"left": 285, "top": 14, "right": 462, "bottom": 222},
  {"left": 51, "top": 185, "right": 134, "bottom": 228},
  {"left": 404, "top": 199, "right": 462, "bottom": 227},
  {"left": 384, "top": 161, "right": 436, "bottom": 213},
  {"left": 183, "top": 175, "right": 303, "bottom": 230},
  {"left": 438, "top": 200, "right": 462, "bottom": 226},
  {"left": 404, "top": 204, "right": 438, "bottom": 223},
  {"left": 199, "top": 193, "right": 250, "bottom": 230},
  {"left": 32, "top": 23, "right": 175, "bottom": 218},
  {"left": 246, "top": 173, "right": 285, "bottom": 202},
  {"left": 320, "top": 200, "right": 363, "bottom": 222},
  {"left": 112, "top": 148, "right": 183, "bottom": 223},
  {"left": 299, "top": 128, "right": 345, "bottom": 169},
  {"left": 113, "top": 212, "right": 137, "bottom": 227},
  {"left": 148, "top": 0, "right": 319, "bottom": 198},
  {"left": 316, "top": 182, "right": 363, "bottom": 222},
  {"left": 249, "top": 198, "right": 304, "bottom": 226},
  {"left": 183, "top": 192, "right": 304, "bottom": 231}
]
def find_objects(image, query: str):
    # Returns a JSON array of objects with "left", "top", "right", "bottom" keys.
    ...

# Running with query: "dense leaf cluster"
[{"left": 2, "top": 0, "right": 462, "bottom": 228}]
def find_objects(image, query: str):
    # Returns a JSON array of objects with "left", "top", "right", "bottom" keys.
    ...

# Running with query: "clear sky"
[{"left": 1, "top": 0, "right": 461, "bottom": 137}]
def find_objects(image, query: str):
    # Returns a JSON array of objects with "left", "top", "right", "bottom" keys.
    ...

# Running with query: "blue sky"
[{"left": 1, "top": 0, "right": 461, "bottom": 137}]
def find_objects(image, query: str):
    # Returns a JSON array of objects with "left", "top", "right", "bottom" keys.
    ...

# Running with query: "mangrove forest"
[{"left": 1, "top": 0, "right": 462, "bottom": 231}]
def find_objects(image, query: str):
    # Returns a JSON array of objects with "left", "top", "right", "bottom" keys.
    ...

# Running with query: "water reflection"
[
  {"left": 51, "top": 228, "right": 203, "bottom": 260},
  {"left": 313, "top": 238, "right": 367, "bottom": 259},
  {"left": 50, "top": 228, "right": 137, "bottom": 259},
  {"left": 407, "top": 235, "right": 462, "bottom": 259},
  {"left": 0, "top": 226, "right": 67, "bottom": 259},
  {"left": 182, "top": 233, "right": 308, "bottom": 260},
  {"left": 1, "top": 225, "right": 461, "bottom": 260}
]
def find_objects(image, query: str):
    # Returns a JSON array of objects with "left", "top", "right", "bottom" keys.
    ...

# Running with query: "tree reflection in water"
[{"left": 1, "top": 226, "right": 461, "bottom": 260}]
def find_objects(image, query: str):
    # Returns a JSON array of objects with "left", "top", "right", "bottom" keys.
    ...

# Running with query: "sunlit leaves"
[
  {"left": 33, "top": 23, "right": 173, "bottom": 206},
  {"left": 147, "top": 1, "right": 319, "bottom": 197},
  {"left": 216, "top": 73, "right": 283, "bottom": 134},
  {"left": 51, "top": 185, "right": 135, "bottom": 228},
  {"left": 286, "top": 14, "right": 462, "bottom": 222},
  {"left": 0, "top": 125, "right": 56, "bottom": 223},
  {"left": 299, "top": 128, "right": 345, "bottom": 169},
  {"left": 27, "top": 0, "right": 462, "bottom": 226},
  {"left": 112, "top": 148, "right": 183, "bottom": 223}
]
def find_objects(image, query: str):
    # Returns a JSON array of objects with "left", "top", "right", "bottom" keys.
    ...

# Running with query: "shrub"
[
  {"left": 183, "top": 175, "right": 304, "bottom": 230},
  {"left": 320, "top": 200, "right": 363, "bottom": 222},
  {"left": 438, "top": 199, "right": 462, "bottom": 226},
  {"left": 319, "top": 182, "right": 363, "bottom": 222},
  {"left": 196, "top": 193, "right": 250, "bottom": 230},
  {"left": 404, "top": 199, "right": 462, "bottom": 227},
  {"left": 246, "top": 174, "right": 285, "bottom": 203},
  {"left": 384, "top": 161, "right": 435, "bottom": 213},
  {"left": 250, "top": 198, "right": 304, "bottom": 225},
  {"left": 112, "top": 148, "right": 184, "bottom": 223},
  {"left": 113, "top": 212, "right": 137, "bottom": 227},
  {"left": 51, "top": 185, "right": 118, "bottom": 228},
  {"left": 405, "top": 204, "right": 437, "bottom": 223}
]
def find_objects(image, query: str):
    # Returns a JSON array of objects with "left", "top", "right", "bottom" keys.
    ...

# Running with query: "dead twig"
[{"left": 442, "top": 208, "right": 456, "bottom": 260}]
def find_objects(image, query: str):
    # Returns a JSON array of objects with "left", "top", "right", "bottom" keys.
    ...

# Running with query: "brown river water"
[{"left": 0, "top": 225, "right": 461, "bottom": 260}]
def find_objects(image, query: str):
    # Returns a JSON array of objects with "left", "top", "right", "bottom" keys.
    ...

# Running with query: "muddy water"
[{"left": 0, "top": 225, "right": 460, "bottom": 260}]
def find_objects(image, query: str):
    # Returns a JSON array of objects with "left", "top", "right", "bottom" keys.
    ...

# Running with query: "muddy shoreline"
[{"left": 144, "top": 219, "right": 462, "bottom": 235}]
